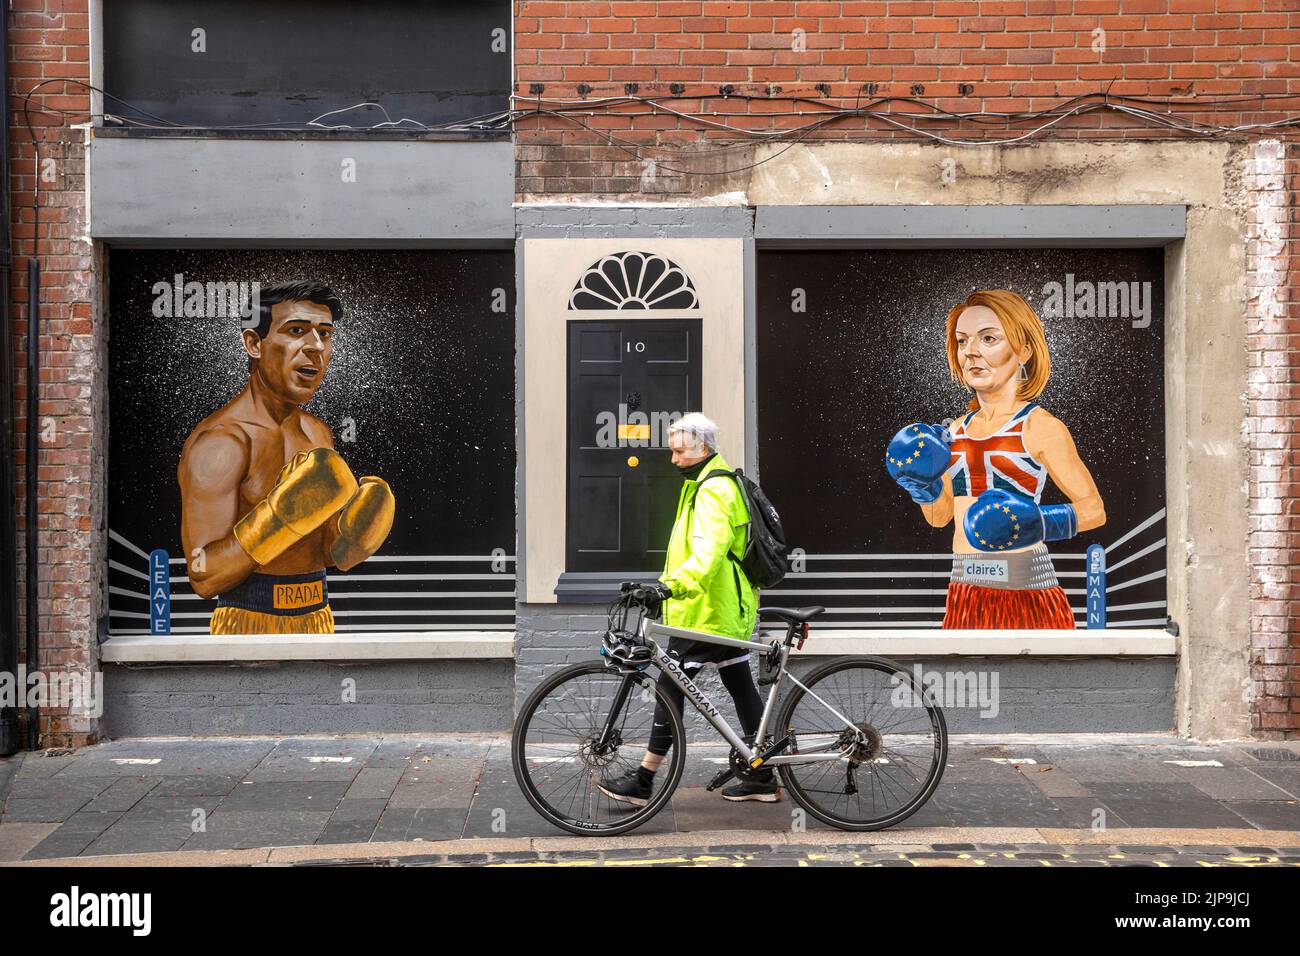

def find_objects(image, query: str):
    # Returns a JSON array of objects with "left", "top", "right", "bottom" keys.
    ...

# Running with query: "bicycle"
[{"left": 512, "top": 583, "right": 948, "bottom": 835}]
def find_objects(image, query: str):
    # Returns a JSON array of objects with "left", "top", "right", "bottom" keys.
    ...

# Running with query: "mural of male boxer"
[
  {"left": 177, "top": 280, "right": 395, "bottom": 634},
  {"left": 885, "top": 289, "right": 1105, "bottom": 629}
]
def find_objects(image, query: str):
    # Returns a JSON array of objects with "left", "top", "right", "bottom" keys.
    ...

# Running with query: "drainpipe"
[
  {"left": 0, "top": 0, "right": 19, "bottom": 756},
  {"left": 24, "top": 251, "right": 37, "bottom": 752}
]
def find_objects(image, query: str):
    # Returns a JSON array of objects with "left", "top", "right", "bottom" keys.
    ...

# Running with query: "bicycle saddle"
[{"left": 757, "top": 606, "right": 826, "bottom": 624}]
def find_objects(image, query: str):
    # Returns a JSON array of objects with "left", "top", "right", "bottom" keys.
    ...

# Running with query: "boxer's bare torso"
[{"left": 179, "top": 391, "right": 340, "bottom": 597}]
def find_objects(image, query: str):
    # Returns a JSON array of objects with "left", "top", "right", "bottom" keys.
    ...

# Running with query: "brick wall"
[
  {"left": 1246, "top": 139, "right": 1299, "bottom": 738},
  {"left": 514, "top": 1, "right": 1299, "bottom": 196},
  {"left": 8, "top": 0, "right": 100, "bottom": 746}
]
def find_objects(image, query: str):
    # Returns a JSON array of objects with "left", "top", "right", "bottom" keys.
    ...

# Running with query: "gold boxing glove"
[
  {"left": 330, "top": 477, "right": 395, "bottom": 570},
  {"left": 234, "top": 448, "right": 359, "bottom": 565}
]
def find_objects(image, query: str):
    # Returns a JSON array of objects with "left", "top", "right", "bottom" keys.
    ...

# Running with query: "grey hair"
[{"left": 668, "top": 412, "right": 719, "bottom": 452}]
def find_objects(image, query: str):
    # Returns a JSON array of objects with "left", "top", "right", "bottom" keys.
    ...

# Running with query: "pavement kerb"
[{"left": 7, "top": 826, "right": 1300, "bottom": 867}]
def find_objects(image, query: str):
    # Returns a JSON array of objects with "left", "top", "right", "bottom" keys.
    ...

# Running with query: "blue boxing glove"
[
  {"left": 885, "top": 423, "right": 953, "bottom": 504},
  {"left": 963, "top": 488, "right": 1077, "bottom": 552}
]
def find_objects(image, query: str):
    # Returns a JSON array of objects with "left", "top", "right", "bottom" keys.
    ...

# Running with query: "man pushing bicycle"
[{"left": 598, "top": 413, "right": 780, "bottom": 806}]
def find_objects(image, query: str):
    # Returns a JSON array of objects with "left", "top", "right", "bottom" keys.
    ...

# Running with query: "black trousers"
[{"left": 647, "top": 639, "right": 765, "bottom": 757}]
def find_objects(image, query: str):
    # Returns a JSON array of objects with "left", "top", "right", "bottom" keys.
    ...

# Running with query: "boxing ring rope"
[
  {"left": 106, "top": 529, "right": 517, "bottom": 635},
  {"left": 108, "top": 508, "right": 1166, "bottom": 635},
  {"left": 764, "top": 508, "right": 1168, "bottom": 629}
]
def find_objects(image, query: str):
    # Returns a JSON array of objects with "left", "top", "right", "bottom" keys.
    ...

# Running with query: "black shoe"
[
  {"left": 722, "top": 773, "right": 781, "bottom": 803},
  {"left": 598, "top": 769, "right": 652, "bottom": 807}
]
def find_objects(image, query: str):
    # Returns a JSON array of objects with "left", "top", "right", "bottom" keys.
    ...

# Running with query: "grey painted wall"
[
  {"left": 103, "top": 661, "right": 514, "bottom": 736},
  {"left": 89, "top": 136, "right": 515, "bottom": 243},
  {"left": 513, "top": 604, "right": 1174, "bottom": 734}
]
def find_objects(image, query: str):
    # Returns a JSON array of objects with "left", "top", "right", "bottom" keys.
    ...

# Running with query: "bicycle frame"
[{"left": 596, "top": 613, "right": 866, "bottom": 769}]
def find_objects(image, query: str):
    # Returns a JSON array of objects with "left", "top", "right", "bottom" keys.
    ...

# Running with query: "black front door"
[{"left": 566, "top": 319, "right": 703, "bottom": 572}]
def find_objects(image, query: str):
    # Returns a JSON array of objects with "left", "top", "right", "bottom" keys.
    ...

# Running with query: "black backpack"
[{"left": 697, "top": 469, "right": 789, "bottom": 589}]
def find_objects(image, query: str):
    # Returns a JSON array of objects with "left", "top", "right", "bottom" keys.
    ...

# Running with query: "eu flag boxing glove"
[
  {"left": 963, "top": 488, "right": 1077, "bottom": 552},
  {"left": 885, "top": 423, "right": 953, "bottom": 504}
]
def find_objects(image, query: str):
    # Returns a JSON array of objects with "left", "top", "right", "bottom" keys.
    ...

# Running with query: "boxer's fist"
[
  {"left": 234, "top": 448, "right": 359, "bottom": 565},
  {"left": 886, "top": 423, "right": 952, "bottom": 504},
  {"left": 330, "top": 476, "right": 395, "bottom": 570},
  {"left": 963, "top": 489, "right": 1077, "bottom": 552}
]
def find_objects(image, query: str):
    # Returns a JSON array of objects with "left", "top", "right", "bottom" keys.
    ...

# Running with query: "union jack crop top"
[{"left": 947, "top": 401, "right": 1048, "bottom": 504}]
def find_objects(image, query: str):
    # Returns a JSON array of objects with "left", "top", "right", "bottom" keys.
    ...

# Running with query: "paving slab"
[
  {"left": 183, "top": 810, "right": 334, "bottom": 851},
  {"left": 81, "top": 776, "right": 161, "bottom": 813},
  {"left": 1015, "top": 763, "right": 1092, "bottom": 798},
  {"left": 83, "top": 822, "right": 194, "bottom": 856},
  {"left": 1, "top": 792, "right": 103, "bottom": 823},
  {"left": 1085, "top": 782, "right": 1261, "bottom": 828},
  {"left": 933, "top": 783, "right": 1071, "bottom": 828},
  {"left": 0, "top": 822, "right": 59, "bottom": 862},
  {"left": 1219, "top": 800, "right": 1300, "bottom": 830},
  {"left": 143, "top": 775, "right": 243, "bottom": 799},
  {"left": 1049, "top": 797, "right": 1132, "bottom": 829},
  {"left": 1043, "top": 754, "right": 1184, "bottom": 784},
  {"left": 218, "top": 780, "right": 350, "bottom": 813},
  {"left": 371, "top": 807, "right": 468, "bottom": 843},
  {"left": 343, "top": 768, "right": 404, "bottom": 801},
  {"left": 670, "top": 784, "right": 811, "bottom": 833},
  {"left": 1167, "top": 766, "right": 1295, "bottom": 801},
  {"left": 388, "top": 758, "right": 483, "bottom": 809},
  {"left": 12, "top": 753, "right": 75, "bottom": 778}
]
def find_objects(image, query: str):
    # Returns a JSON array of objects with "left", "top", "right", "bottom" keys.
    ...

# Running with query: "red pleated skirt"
[{"left": 943, "top": 582, "right": 1076, "bottom": 630}]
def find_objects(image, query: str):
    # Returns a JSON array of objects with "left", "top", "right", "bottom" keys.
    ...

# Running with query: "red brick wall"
[
  {"left": 8, "top": 0, "right": 99, "bottom": 746},
  {"left": 514, "top": 1, "right": 1299, "bottom": 195}
]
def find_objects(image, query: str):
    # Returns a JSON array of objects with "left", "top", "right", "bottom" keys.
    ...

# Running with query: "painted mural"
[
  {"left": 885, "top": 289, "right": 1104, "bottom": 629},
  {"left": 108, "top": 250, "right": 516, "bottom": 637},
  {"left": 757, "top": 248, "right": 1166, "bottom": 631},
  {"left": 176, "top": 281, "right": 396, "bottom": 634}
]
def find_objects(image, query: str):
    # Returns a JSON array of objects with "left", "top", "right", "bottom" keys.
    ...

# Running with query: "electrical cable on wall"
[{"left": 16, "top": 79, "right": 1300, "bottom": 192}]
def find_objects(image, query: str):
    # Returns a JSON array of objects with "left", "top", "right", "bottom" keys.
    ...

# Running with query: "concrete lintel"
[
  {"left": 785, "top": 629, "right": 1176, "bottom": 656},
  {"left": 755, "top": 204, "right": 1186, "bottom": 247},
  {"left": 516, "top": 202, "right": 754, "bottom": 238},
  {"left": 88, "top": 136, "right": 515, "bottom": 242},
  {"left": 100, "top": 632, "right": 516, "bottom": 663}
]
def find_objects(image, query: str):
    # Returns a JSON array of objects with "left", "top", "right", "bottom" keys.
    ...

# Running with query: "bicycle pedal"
[{"left": 705, "top": 767, "right": 737, "bottom": 792}]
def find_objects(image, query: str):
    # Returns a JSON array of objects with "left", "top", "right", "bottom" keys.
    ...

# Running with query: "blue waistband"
[{"left": 216, "top": 570, "right": 330, "bottom": 616}]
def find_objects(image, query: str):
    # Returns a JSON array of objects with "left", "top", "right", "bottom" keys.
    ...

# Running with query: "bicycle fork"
[{"left": 592, "top": 673, "right": 639, "bottom": 754}]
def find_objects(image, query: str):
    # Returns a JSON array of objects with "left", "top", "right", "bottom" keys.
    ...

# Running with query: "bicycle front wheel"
[
  {"left": 512, "top": 661, "right": 686, "bottom": 836},
  {"left": 777, "top": 656, "right": 947, "bottom": 831}
]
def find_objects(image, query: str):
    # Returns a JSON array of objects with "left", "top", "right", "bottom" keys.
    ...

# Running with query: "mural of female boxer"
[
  {"left": 177, "top": 280, "right": 395, "bottom": 634},
  {"left": 885, "top": 289, "right": 1105, "bottom": 629}
]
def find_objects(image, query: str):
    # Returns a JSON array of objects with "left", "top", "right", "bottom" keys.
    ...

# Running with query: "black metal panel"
[
  {"left": 566, "top": 320, "right": 702, "bottom": 573},
  {"left": 103, "top": 0, "right": 511, "bottom": 129}
]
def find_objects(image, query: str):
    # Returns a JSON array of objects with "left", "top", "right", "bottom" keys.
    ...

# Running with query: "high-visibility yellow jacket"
[{"left": 659, "top": 452, "right": 758, "bottom": 641}]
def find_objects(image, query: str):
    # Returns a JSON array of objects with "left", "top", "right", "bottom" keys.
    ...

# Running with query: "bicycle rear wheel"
[
  {"left": 512, "top": 661, "right": 686, "bottom": 836},
  {"left": 776, "top": 656, "right": 947, "bottom": 831}
]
